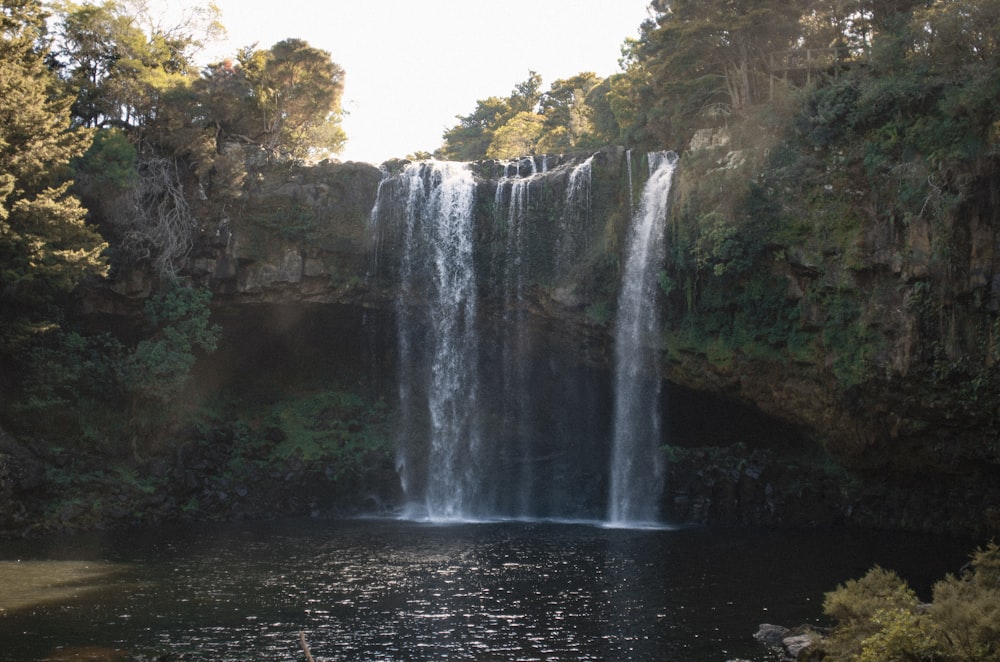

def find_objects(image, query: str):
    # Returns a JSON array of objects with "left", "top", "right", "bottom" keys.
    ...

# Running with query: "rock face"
[
  {"left": 200, "top": 159, "right": 385, "bottom": 304},
  {"left": 81, "top": 143, "right": 1000, "bottom": 536}
]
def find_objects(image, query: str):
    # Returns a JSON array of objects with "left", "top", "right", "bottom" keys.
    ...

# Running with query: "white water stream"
[
  {"left": 392, "top": 161, "right": 481, "bottom": 520},
  {"left": 608, "top": 151, "right": 678, "bottom": 526},
  {"left": 373, "top": 152, "right": 676, "bottom": 526}
]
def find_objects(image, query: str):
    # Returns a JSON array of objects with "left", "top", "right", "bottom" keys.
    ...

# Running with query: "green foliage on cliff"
[
  {"left": 249, "top": 390, "right": 392, "bottom": 473},
  {"left": 122, "top": 284, "right": 219, "bottom": 407},
  {"left": 1, "top": 0, "right": 357, "bottom": 456},
  {"left": 625, "top": 0, "right": 1000, "bottom": 403},
  {"left": 820, "top": 543, "right": 1000, "bottom": 661},
  {"left": 7, "top": 284, "right": 219, "bottom": 456}
]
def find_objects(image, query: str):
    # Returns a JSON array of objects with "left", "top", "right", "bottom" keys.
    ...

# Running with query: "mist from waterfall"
[{"left": 608, "top": 151, "right": 679, "bottom": 526}]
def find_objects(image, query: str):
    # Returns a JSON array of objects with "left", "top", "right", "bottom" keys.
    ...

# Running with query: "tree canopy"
[
  {"left": 438, "top": 70, "right": 616, "bottom": 160},
  {"left": 203, "top": 38, "right": 347, "bottom": 159},
  {"left": 436, "top": 0, "right": 999, "bottom": 159},
  {"left": 0, "top": 0, "right": 107, "bottom": 350}
]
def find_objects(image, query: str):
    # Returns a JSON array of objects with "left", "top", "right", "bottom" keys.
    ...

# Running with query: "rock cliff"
[{"left": 82, "top": 142, "right": 1000, "bottom": 536}]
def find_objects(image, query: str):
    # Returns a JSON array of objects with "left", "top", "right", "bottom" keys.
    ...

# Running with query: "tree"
[
  {"left": 0, "top": 0, "right": 107, "bottom": 351},
  {"left": 610, "top": 0, "right": 807, "bottom": 148},
  {"left": 931, "top": 542, "right": 1000, "bottom": 661},
  {"left": 438, "top": 95, "right": 513, "bottom": 160},
  {"left": 486, "top": 111, "right": 545, "bottom": 159},
  {"left": 8, "top": 283, "right": 220, "bottom": 454},
  {"left": 51, "top": 0, "right": 221, "bottom": 136},
  {"left": 536, "top": 72, "right": 603, "bottom": 153},
  {"left": 438, "top": 72, "right": 542, "bottom": 161},
  {"left": 583, "top": 77, "right": 622, "bottom": 146},
  {"left": 235, "top": 38, "right": 346, "bottom": 158}
]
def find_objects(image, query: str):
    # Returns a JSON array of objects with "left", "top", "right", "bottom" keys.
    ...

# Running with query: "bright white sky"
[{"left": 174, "top": 0, "right": 653, "bottom": 164}]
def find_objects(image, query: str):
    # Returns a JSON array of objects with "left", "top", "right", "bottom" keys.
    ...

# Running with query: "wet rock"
[
  {"left": 754, "top": 623, "right": 790, "bottom": 648},
  {"left": 755, "top": 624, "right": 826, "bottom": 661},
  {"left": 783, "top": 632, "right": 819, "bottom": 659}
]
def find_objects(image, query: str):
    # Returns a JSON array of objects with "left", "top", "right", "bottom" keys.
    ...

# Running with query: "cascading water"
[
  {"left": 626, "top": 149, "right": 635, "bottom": 215},
  {"left": 386, "top": 161, "right": 482, "bottom": 520},
  {"left": 608, "top": 151, "right": 679, "bottom": 526},
  {"left": 556, "top": 155, "right": 594, "bottom": 279},
  {"left": 369, "top": 150, "right": 670, "bottom": 525},
  {"left": 494, "top": 158, "right": 538, "bottom": 517}
]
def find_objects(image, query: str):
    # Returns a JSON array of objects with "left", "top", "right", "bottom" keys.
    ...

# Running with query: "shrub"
[
  {"left": 931, "top": 543, "right": 1000, "bottom": 661},
  {"left": 823, "top": 566, "right": 931, "bottom": 660},
  {"left": 821, "top": 544, "right": 1000, "bottom": 662}
]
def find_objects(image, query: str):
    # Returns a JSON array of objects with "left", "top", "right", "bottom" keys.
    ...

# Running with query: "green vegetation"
[
  {"left": 2, "top": 0, "right": 999, "bottom": 535},
  {"left": 819, "top": 543, "right": 1000, "bottom": 661},
  {"left": 438, "top": 70, "right": 617, "bottom": 160},
  {"left": 10, "top": 283, "right": 220, "bottom": 456},
  {"left": 0, "top": 0, "right": 107, "bottom": 351},
  {"left": 591, "top": 0, "right": 1000, "bottom": 402},
  {"left": 1, "top": 0, "right": 351, "bottom": 445},
  {"left": 234, "top": 389, "right": 392, "bottom": 475}
]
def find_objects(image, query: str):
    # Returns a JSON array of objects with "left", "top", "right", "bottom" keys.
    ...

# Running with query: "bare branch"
[
  {"left": 299, "top": 631, "right": 316, "bottom": 662},
  {"left": 116, "top": 155, "right": 197, "bottom": 278}
]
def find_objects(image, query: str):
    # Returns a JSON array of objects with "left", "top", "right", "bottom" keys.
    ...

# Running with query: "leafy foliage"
[
  {"left": 486, "top": 111, "right": 545, "bottom": 160},
  {"left": 439, "top": 71, "right": 616, "bottom": 160},
  {"left": 820, "top": 544, "right": 1000, "bottom": 662},
  {"left": 229, "top": 38, "right": 347, "bottom": 159},
  {"left": 0, "top": 0, "right": 107, "bottom": 350},
  {"left": 823, "top": 566, "right": 932, "bottom": 660},
  {"left": 8, "top": 328, "right": 125, "bottom": 444},
  {"left": 438, "top": 72, "right": 542, "bottom": 161},
  {"left": 255, "top": 391, "right": 392, "bottom": 471},
  {"left": 931, "top": 543, "right": 1000, "bottom": 661},
  {"left": 123, "top": 284, "right": 219, "bottom": 406},
  {"left": 52, "top": 0, "right": 221, "bottom": 132},
  {"left": 7, "top": 284, "right": 219, "bottom": 455}
]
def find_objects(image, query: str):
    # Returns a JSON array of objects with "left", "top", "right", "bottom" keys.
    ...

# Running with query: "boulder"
[
  {"left": 754, "top": 623, "right": 790, "bottom": 648},
  {"left": 783, "top": 632, "right": 819, "bottom": 659}
]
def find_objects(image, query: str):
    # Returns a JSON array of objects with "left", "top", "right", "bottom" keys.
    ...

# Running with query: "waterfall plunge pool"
[{"left": 0, "top": 518, "right": 972, "bottom": 661}]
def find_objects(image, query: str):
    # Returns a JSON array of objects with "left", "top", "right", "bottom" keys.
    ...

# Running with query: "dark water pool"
[{"left": 0, "top": 519, "right": 974, "bottom": 661}]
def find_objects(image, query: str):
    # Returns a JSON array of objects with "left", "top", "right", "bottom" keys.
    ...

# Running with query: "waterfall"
[
  {"left": 556, "top": 155, "right": 594, "bottom": 279},
  {"left": 386, "top": 160, "right": 482, "bottom": 520},
  {"left": 492, "top": 159, "right": 542, "bottom": 517},
  {"left": 366, "top": 165, "right": 391, "bottom": 282},
  {"left": 608, "top": 151, "right": 679, "bottom": 526},
  {"left": 368, "top": 151, "right": 663, "bottom": 524},
  {"left": 626, "top": 149, "right": 635, "bottom": 216}
]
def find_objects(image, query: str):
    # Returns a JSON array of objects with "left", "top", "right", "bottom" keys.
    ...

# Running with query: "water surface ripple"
[{"left": 0, "top": 519, "right": 971, "bottom": 661}]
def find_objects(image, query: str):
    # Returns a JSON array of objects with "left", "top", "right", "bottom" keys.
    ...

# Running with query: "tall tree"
[
  {"left": 236, "top": 38, "right": 346, "bottom": 158},
  {"left": 438, "top": 72, "right": 542, "bottom": 161},
  {"left": 536, "top": 72, "right": 603, "bottom": 153},
  {"left": 51, "top": 0, "right": 220, "bottom": 136},
  {"left": 486, "top": 111, "right": 545, "bottom": 159},
  {"left": 616, "top": 0, "right": 805, "bottom": 147},
  {"left": 0, "top": 0, "right": 107, "bottom": 350}
]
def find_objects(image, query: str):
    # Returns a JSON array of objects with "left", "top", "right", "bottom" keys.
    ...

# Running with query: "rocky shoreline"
[{"left": 750, "top": 623, "right": 828, "bottom": 661}]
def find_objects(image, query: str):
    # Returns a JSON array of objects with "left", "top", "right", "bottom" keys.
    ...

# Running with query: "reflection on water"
[
  {"left": 0, "top": 561, "right": 126, "bottom": 613},
  {"left": 0, "top": 519, "right": 973, "bottom": 661}
]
